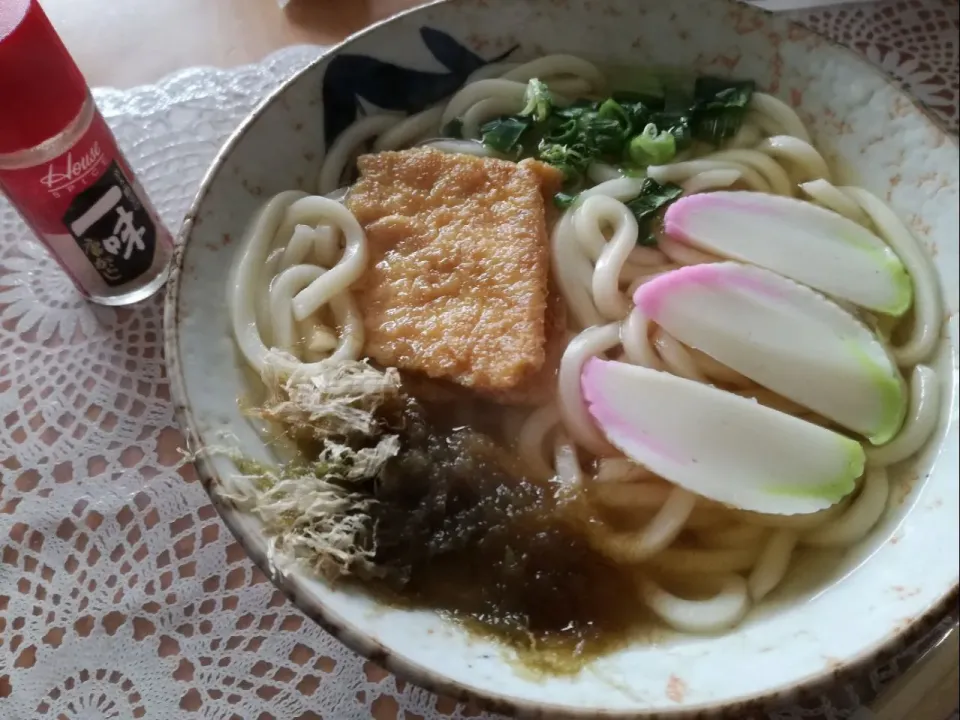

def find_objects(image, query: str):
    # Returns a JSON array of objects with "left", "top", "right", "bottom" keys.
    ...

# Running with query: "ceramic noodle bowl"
[{"left": 164, "top": 0, "right": 959, "bottom": 716}]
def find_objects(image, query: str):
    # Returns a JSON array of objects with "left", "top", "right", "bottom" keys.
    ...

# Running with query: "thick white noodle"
[
  {"left": 418, "top": 139, "right": 497, "bottom": 157},
  {"left": 653, "top": 329, "right": 707, "bottom": 382},
  {"left": 587, "top": 162, "right": 626, "bottom": 184},
  {"left": 280, "top": 197, "right": 368, "bottom": 321},
  {"left": 587, "top": 487, "right": 697, "bottom": 562},
  {"left": 622, "top": 309, "right": 664, "bottom": 370},
  {"left": 681, "top": 168, "right": 741, "bottom": 194},
  {"left": 302, "top": 321, "right": 338, "bottom": 358},
  {"left": 687, "top": 347, "right": 751, "bottom": 386},
  {"left": 843, "top": 187, "right": 943, "bottom": 367},
  {"left": 657, "top": 236, "right": 717, "bottom": 266},
  {"left": 699, "top": 149, "right": 795, "bottom": 196},
  {"left": 580, "top": 176, "right": 655, "bottom": 201},
  {"left": 543, "top": 77, "right": 593, "bottom": 98},
  {"left": 594, "top": 457, "right": 653, "bottom": 483},
  {"left": 324, "top": 293, "right": 365, "bottom": 362},
  {"left": 757, "top": 135, "right": 831, "bottom": 182},
  {"left": 750, "top": 93, "right": 811, "bottom": 143},
  {"left": 269, "top": 264, "right": 327, "bottom": 353},
  {"left": 518, "top": 404, "right": 560, "bottom": 481},
  {"left": 318, "top": 114, "right": 397, "bottom": 194},
  {"left": 573, "top": 204, "right": 662, "bottom": 267},
  {"left": 803, "top": 466, "right": 889, "bottom": 547},
  {"left": 868, "top": 365, "right": 941, "bottom": 466},
  {"left": 589, "top": 481, "right": 671, "bottom": 508},
  {"left": 231, "top": 195, "right": 365, "bottom": 371},
  {"left": 799, "top": 179, "right": 869, "bottom": 224},
  {"left": 551, "top": 210, "right": 604, "bottom": 328},
  {"left": 575, "top": 195, "right": 640, "bottom": 320},
  {"left": 230, "top": 191, "right": 306, "bottom": 374},
  {"left": 748, "top": 530, "right": 798, "bottom": 601},
  {"left": 312, "top": 224, "right": 342, "bottom": 267},
  {"left": 441, "top": 79, "right": 526, "bottom": 127},
  {"left": 557, "top": 323, "right": 621, "bottom": 456},
  {"left": 626, "top": 245, "right": 669, "bottom": 267},
  {"left": 280, "top": 225, "right": 322, "bottom": 270},
  {"left": 373, "top": 105, "right": 444, "bottom": 151},
  {"left": 639, "top": 575, "right": 750, "bottom": 633},
  {"left": 728, "top": 122, "right": 763, "bottom": 149},
  {"left": 648, "top": 160, "right": 771, "bottom": 193},
  {"left": 255, "top": 248, "right": 283, "bottom": 348},
  {"left": 650, "top": 545, "right": 762, "bottom": 574},
  {"left": 745, "top": 110, "right": 784, "bottom": 139},
  {"left": 500, "top": 54, "right": 606, "bottom": 91},
  {"left": 696, "top": 523, "right": 767, "bottom": 549},
  {"left": 554, "top": 433, "right": 583, "bottom": 488}
]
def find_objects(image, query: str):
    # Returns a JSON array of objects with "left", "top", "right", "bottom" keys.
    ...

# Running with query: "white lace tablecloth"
[{"left": 1, "top": 2, "right": 957, "bottom": 719}]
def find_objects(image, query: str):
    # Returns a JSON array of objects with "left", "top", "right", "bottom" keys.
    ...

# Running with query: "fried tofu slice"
[
  {"left": 521, "top": 157, "right": 565, "bottom": 228},
  {"left": 399, "top": 282, "right": 567, "bottom": 408},
  {"left": 483, "top": 277, "right": 566, "bottom": 406},
  {"left": 347, "top": 148, "right": 558, "bottom": 393}
]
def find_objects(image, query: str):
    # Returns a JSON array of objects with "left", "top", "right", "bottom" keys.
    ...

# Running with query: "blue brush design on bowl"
[{"left": 322, "top": 27, "right": 518, "bottom": 146}]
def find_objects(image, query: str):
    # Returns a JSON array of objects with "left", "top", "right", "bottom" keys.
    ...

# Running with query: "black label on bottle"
[{"left": 61, "top": 162, "right": 157, "bottom": 287}]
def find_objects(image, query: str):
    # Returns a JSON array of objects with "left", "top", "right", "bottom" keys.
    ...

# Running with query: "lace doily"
[{"left": 1, "top": 3, "right": 957, "bottom": 718}]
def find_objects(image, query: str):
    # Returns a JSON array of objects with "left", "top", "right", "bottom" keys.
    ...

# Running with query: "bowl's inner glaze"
[{"left": 167, "top": 0, "right": 959, "bottom": 714}]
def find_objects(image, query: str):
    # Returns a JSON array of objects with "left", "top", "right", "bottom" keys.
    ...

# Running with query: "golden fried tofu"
[
  {"left": 521, "top": 158, "right": 565, "bottom": 228},
  {"left": 347, "top": 148, "right": 556, "bottom": 393},
  {"left": 398, "top": 282, "right": 566, "bottom": 408},
  {"left": 484, "top": 278, "right": 566, "bottom": 406}
]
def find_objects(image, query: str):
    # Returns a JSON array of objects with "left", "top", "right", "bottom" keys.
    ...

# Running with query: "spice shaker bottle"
[{"left": 0, "top": 0, "right": 173, "bottom": 306}]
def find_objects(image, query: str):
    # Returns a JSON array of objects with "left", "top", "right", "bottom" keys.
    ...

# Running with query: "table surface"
[
  {"left": 4, "top": 1, "right": 958, "bottom": 719},
  {"left": 43, "top": 0, "right": 416, "bottom": 89}
]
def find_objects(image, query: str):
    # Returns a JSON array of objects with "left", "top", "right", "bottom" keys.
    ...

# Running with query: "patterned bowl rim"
[{"left": 163, "top": 1, "right": 960, "bottom": 717}]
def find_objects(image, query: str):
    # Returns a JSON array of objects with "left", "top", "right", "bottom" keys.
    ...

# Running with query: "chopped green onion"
[
  {"left": 520, "top": 78, "right": 553, "bottom": 124},
  {"left": 628, "top": 123, "right": 677, "bottom": 166}
]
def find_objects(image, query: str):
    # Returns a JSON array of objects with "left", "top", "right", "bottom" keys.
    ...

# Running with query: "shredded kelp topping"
[
  {"left": 220, "top": 355, "right": 403, "bottom": 580},
  {"left": 258, "top": 350, "right": 403, "bottom": 439},
  {"left": 223, "top": 358, "right": 642, "bottom": 671}
]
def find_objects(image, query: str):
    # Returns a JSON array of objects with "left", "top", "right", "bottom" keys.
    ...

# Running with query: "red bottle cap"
[{"left": 0, "top": 0, "right": 90, "bottom": 155}]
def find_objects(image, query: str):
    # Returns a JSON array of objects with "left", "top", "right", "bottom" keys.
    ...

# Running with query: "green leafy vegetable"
[
  {"left": 554, "top": 192, "right": 578, "bottom": 210},
  {"left": 612, "top": 90, "right": 665, "bottom": 111},
  {"left": 480, "top": 116, "right": 533, "bottom": 156},
  {"left": 624, "top": 178, "right": 684, "bottom": 246},
  {"left": 598, "top": 98, "right": 632, "bottom": 128},
  {"left": 473, "top": 73, "right": 755, "bottom": 204},
  {"left": 628, "top": 123, "right": 677, "bottom": 166},
  {"left": 690, "top": 77, "right": 755, "bottom": 145},
  {"left": 520, "top": 78, "right": 553, "bottom": 123}
]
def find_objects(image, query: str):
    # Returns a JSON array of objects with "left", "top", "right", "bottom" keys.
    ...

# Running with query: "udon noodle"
[{"left": 227, "top": 55, "right": 944, "bottom": 635}]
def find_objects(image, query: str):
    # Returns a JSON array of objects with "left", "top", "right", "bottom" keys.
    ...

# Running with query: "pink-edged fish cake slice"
[
  {"left": 634, "top": 263, "right": 906, "bottom": 445},
  {"left": 581, "top": 359, "right": 864, "bottom": 515},
  {"left": 663, "top": 191, "right": 912, "bottom": 316}
]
